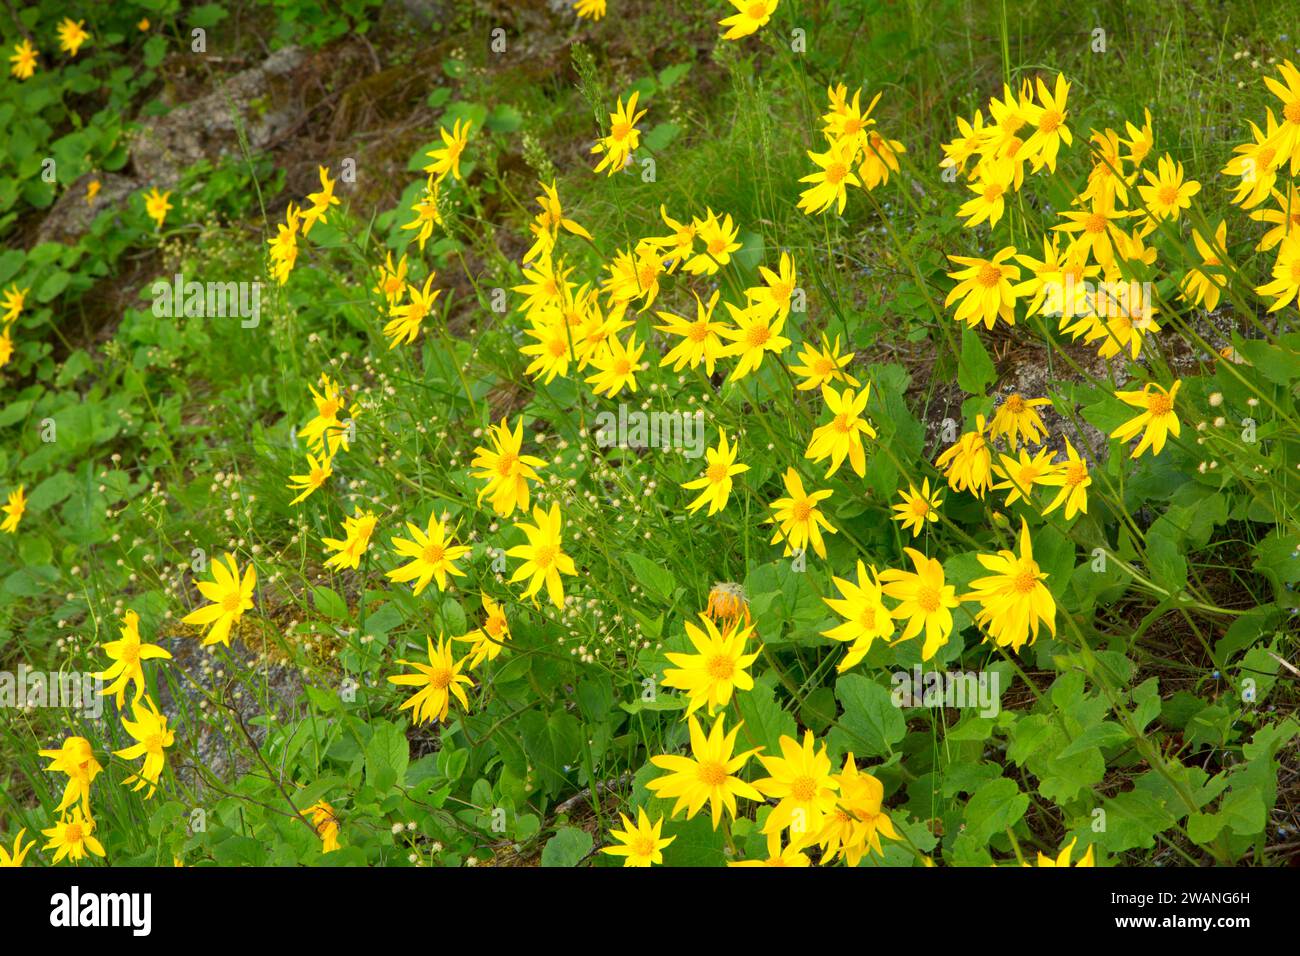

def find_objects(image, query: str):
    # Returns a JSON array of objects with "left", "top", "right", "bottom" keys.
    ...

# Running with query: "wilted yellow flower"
[
  {"left": 303, "top": 800, "right": 341, "bottom": 853},
  {"left": 935, "top": 415, "right": 993, "bottom": 498}
]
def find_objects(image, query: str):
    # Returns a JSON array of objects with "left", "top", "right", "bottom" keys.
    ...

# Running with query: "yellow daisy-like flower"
[
  {"left": 1222, "top": 111, "right": 1282, "bottom": 210},
  {"left": 41, "top": 808, "right": 105, "bottom": 864},
  {"left": 891, "top": 479, "right": 942, "bottom": 538},
  {"left": 401, "top": 178, "right": 443, "bottom": 251},
  {"left": 388, "top": 635, "right": 474, "bottom": 726},
  {"left": 454, "top": 592, "right": 511, "bottom": 669},
  {"left": 601, "top": 807, "right": 674, "bottom": 866},
  {"left": 858, "top": 128, "right": 906, "bottom": 190},
  {"left": 821, "top": 560, "right": 895, "bottom": 672},
  {"left": 1136, "top": 153, "right": 1200, "bottom": 227},
  {"left": 514, "top": 256, "right": 573, "bottom": 320},
  {"left": 1, "top": 283, "right": 28, "bottom": 324},
  {"left": 991, "top": 446, "right": 1059, "bottom": 507},
  {"left": 471, "top": 417, "right": 546, "bottom": 518},
  {"left": 662, "top": 614, "right": 760, "bottom": 716},
  {"left": 300, "top": 165, "right": 341, "bottom": 235},
  {"left": 524, "top": 179, "right": 593, "bottom": 263},
  {"left": 819, "top": 754, "right": 899, "bottom": 866},
  {"left": 520, "top": 316, "right": 575, "bottom": 384},
  {"left": 584, "top": 331, "right": 646, "bottom": 398},
  {"left": 1020, "top": 73, "right": 1073, "bottom": 173},
  {"left": 383, "top": 273, "right": 442, "bottom": 348},
  {"left": 945, "top": 247, "right": 1021, "bottom": 329},
  {"left": 1255, "top": 232, "right": 1300, "bottom": 312},
  {"left": 719, "top": 0, "right": 778, "bottom": 40},
  {"left": 719, "top": 303, "right": 791, "bottom": 381},
  {"left": 112, "top": 697, "right": 174, "bottom": 798},
  {"left": 38, "top": 737, "right": 103, "bottom": 817},
  {"left": 0, "top": 829, "right": 35, "bottom": 867},
  {"left": 1180, "top": 220, "right": 1229, "bottom": 313},
  {"left": 683, "top": 209, "right": 742, "bottom": 276},
  {"left": 964, "top": 519, "right": 1057, "bottom": 653},
  {"left": 603, "top": 247, "right": 663, "bottom": 311},
  {"left": 268, "top": 202, "right": 301, "bottom": 284},
  {"left": 935, "top": 415, "right": 993, "bottom": 498},
  {"left": 988, "top": 393, "right": 1050, "bottom": 450},
  {"left": 299, "top": 374, "right": 357, "bottom": 457},
  {"left": 387, "top": 511, "right": 470, "bottom": 596},
  {"left": 682, "top": 429, "right": 750, "bottom": 516},
  {"left": 746, "top": 251, "right": 799, "bottom": 323},
  {"left": 1039, "top": 439, "right": 1091, "bottom": 520},
  {"left": 797, "top": 140, "right": 861, "bottom": 216},
  {"left": 423, "top": 119, "right": 472, "bottom": 183},
  {"left": 181, "top": 553, "right": 256, "bottom": 648},
  {"left": 1036, "top": 836, "right": 1095, "bottom": 867},
  {"left": 506, "top": 502, "right": 577, "bottom": 609},
  {"left": 646, "top": 713, "right": 762, "bottom": 829},
  {"left": 302, "top": 799, "right": 341, "bottom": 853},
  {"left": 592, "top": 92, "right": 646, "bottom": 176},
  {"left": 56, "top": 18, "right": 90, "bottom": 56},
  {"left": 879, "top": 548, "right": 960, "bottom": 661},
  {"left": 656, "top": 290, "right": 728, "bottom": 376},
  {"left": 804, "top": 382, "right": 876, "bottom": 478},
  {"left": 322, "top": 509, "right": 378, "bottom": 571},
  {"left": 1054, "top": 198, "right": 1128, "bottom": 271},
  {"left": 374, "top": 252, "right": 409, "bottom": 306},
  {"left": 9, "top": 39, "right": 38, "bottom": 80},
  {"left": 957, "top": 159, "right": 1013, "bottom": 229},
  {"left": 789, "top": 334, "right": 860, "bottom": 391},
  {"left": 1249, "top": 184, "right": 1300, "bottom": 253},
  {"left": 1, "top": 484, "right": 26, "bottom": 534},
  {"left": 753, "top": 730, "right": 839, "bottom": 849},
  {"left": 143, "top": 187, "right": 172, "bottom": 230},
  {"left": 85, "top": 179, "right": 101, "bottom": 204},
  {"left": 0, "top": 328, "right": 12, "bottom": 369},
  {"left": 767, "top": 467, "right": 837, "bottom": 560},
  {"left": 286, "top": 451, "right": 333, "bottom": 505},
  {"left": 1109, "top": 379, "right": 1181, "bottom": 458},
  {"left": 93, "top": 610, "right": 173, "bottom": 709},
  {"left": 1260, "top": 59, "right": 1300, "bottom": 176}
]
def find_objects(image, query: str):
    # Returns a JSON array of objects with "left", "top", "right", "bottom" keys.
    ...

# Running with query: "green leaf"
[
  {"left": 957, "top": 326, "right": 996, "bottom": 394},
  {"left": 625, "top": 553, "right": 676, "bottom": 601},
  {"left": 365, "top": 721, "right": 410, "bottom": 793},
  {"left": 540, "top": 827, "right": 593, "bottom": 867},
  {"left": 831, "top": 673, "right": 905, "bottom": 757},
  {"left": 963, "top": 777, "right": 1028, "bottom": 845}
]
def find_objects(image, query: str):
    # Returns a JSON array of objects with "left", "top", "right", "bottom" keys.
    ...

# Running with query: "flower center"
[
  {"left": 631, "top": 835, "right": 657, "bottom": 858},
  {"left": 1013, "top": 568, "right": 1038, "bottom": 593},
  {"left": 976, "top": 263, "right": 1002, "bottom": 287},
  {"left": 1284, "top": 101, "right": 1300, "bottom": 124},
  {"left": 825, "top": 162, "right": 848, "bottom": 185},
  {"left": 1157, "top": 185, "right": 1179, "bottom": 206},
  {"left": 707, "top": 462, "right": 729, "bottom": 483},
  {"left": 611, "top": 121, "right": 631, "bottom": 140},
  {"left": 688, "top": 321, "right": 711, "bottom": 343},
  {"left": 917, "top": 584, "right": 941, "bottom": 613},
  {"left": 65, "top": 824, "right": 83, "bottom": 843},
  {"left": 790, "top": 775, "right": 817, "bottom": 802},
  {"left": 1147, "top": 392, "right": 1172, "bottom": 416},
  {"left": 1085, "top": 212, "right": 1107, "bottom": 234},
  {"left": 429, "top": 667, "right": 453, "bottom": 690},
  {"left": 707, "top": 654, "right": 735, "bottom": 680},
  {"left": 145, "top": 732, "right": 166, "bottom": 753},
  {"left": 1038, "top": 110, "right": 1061, "bottom": 133},
  {"left": 910, "top": 499, "right": 929, "bottom": 517},
  {"left": 697, "top": 760, "right": 727, "bottom": 787},
  {"left": 1066, "top": 462, "right": 1087, "bottom": 485},
  {"left": 983, "top": 183, "right": 1004, "bottom": 202},
  {"left": 746, "top": 325, "right": 771, "bottom": 348},
  {"left": 791, "top": 499, "right": 812, "bottom": 522},
  {"left": 221, "top": 593, "right": 242, "bottom": 613},
  {"left": 421, "top": 543, "right": 446, "bottom": 564},
  {"left": 533, "top": 544, "right": 558, "bottom": 570},
  {"left": 496, "top": 452, "right": 519, "bottom": 476}
]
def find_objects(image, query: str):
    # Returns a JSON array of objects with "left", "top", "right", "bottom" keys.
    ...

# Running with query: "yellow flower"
[
  {"left": 41, "top": 808, "right": 105, "bottom": 864},
  {"left": 424, "top": 119, "right": 472, "bottom": 183},
  {"left": 719, "top": 0, "right": 778, "bottom": 40},
  {"left": 1180, "top": 220, "right": 1229, "bottom": 313},
  {"left": 859, "top": 127, "right": 907, "bottom": 192},
  {"left": 603, "top": 247, "right": 662, "bottom": 311},
  {"left": 957, "top": 159, "right": 1013, "bottom": 228},
  {"left": 1121, "top": 107, "right": 1154, "bottom": 168},
  {"left": 1255, "top": 232, "right": 1300, "bottom": 312},
  {"left": 663, "top": 615, "right": 760, "bottom": 716},
  {"left": 821, "top": 560, "right": 895, "bottom": 672},
  {"left": 682, "top": 429, "right": 749, "bottom": 516},
  {"left": 0, "top": 328, "right": 12, "bottom": 369},
  {"left": 656, "top": 290, "right": 728, "bottom": 376},
  {"left": 1, "top": 484, "right": 26, "bottom": 533},
  {"left": 303, "top": 800, "right": 341, "bottom": 853},
  {"left": 683, "top": 209, "right": 741, "bottom": 275},
  {"left": 573, "top": 0, "right": 607, "bottom": 21},
  {"left": 9, "top": 39, "right": 38, "bottom": 80},
  {"left": 1223, "top": 110, "right": 1282, "bottom": 209},
  {"left": 1249, "top": 184, "right": 1300, "bottom": 253},
  {"left": 945, "top": 247, "right": 1022, "bottom": 329},
  {"left": 1054, "top": 198, "right": 1128, "bottom": 271},
  {"left": 719, "top": 303, "right": 791, "bottom": 381},
  {"left": 728, "top": 829, "right": 811, "bottom": 866},
  {"left": 646, "top": 713, "right": 762, "bottom": 829},
  {"left": 299, "top": 374, "right": 357, "bottom": 457},
  {"left": 400, "top": 179, "right": 443, "bottom": 251},
  {"left": 471, "top": 417, "right": 546, "bottom": 518},
  {"left": 520, "top": 316, "right": 575, "bottom": 383},
  {"left": 143, "top": 187, "right": 172, "bottom": 230},
  {"left": 592, "top": 92, "right": 646, "bottom": 176},
  {"left": 38, "top": 737, "right": 103, "bottom": 817},
  {"left": 56, "top": 18, "right": 90, "bottom": 57},
  {"left": 514, "top": 256, "right": 572, "bottom": 320},
  {"left": 1036, "top": 835, "right": 1095, "bottom": 867},
  {"left": 819, "top": 754, "right": 899, "bottom": 866},
  {"left": 991, "top": 446, "right": 1059, "bottom": 507},
  {"left": 85, "top": 179, "right": 101, "bottom": 204},
  {"left": 988, "top": 393, "right": 1050, "bottom": 450},
  {"left": 940, "top": 108, "right": 987, "bottom": 175},
  {"left": 1040, "top": 439, "right": 1091, "bottom": 520},
  {"left": 891, "top": 479, "right": 942, "bottom": 538},
  {"left": 964, "top": 519, "right": 1057, "bottom": 653},
  {"left": 601, "top": 808, "right": 675, "bottom": 866},
  {"left": 1, "top": 283, "right": 28, "bottom": 324},
  {"left": 1020, "top": 73, "right": 1072, "bottom": 173},
  {"left": 1260, "top": 59, "right": 1300, "bottom": 176},
  {"left": 506, "top": 502, "right": 577, "bottom": 608},
  {"left": 374, "top": 252, "right": 409, "bottom": 306},
  {"left": 181, "top": 553, "right": 256, "bottom": 647},
  {"left": 93, "top": 610, "right": 173, "bottom": 709},
  {"left": 0, "top": 829, "right": 35, "bottom": 867},
  {"left": 584, "top": 331, "right": 646, "bottom": 397},
  {"left": 112, "top": 697, "right": 174, "bottom": 797},
  {"left": 789, "top": 334, "right": 860, "bottom": 391},
  {"left": 454, "top": 592, "right": 511, "bottom": 669},
  {"left": 384, "top": 273, "right": 442, "bottom": 348},
  {"left": 804, "top": 383, "right": 876, "bottom": 478},
  {"left": 746, "top": 251, "right": 799, "bottom": 323},
  {"left": 524, "top": 180, "right": 593, "bottom": 263},
  {"left": 767, "top": 468, "right": 837, "bottom": 560},
  {"left": 935, "top": 415, "right": 993, "bottom": 498},
  {"left": 287, "top": 451, "right": 333, "bottom": 505},
  {"left": 387, "top": 511, "right": 470, "bottom": 596},
  {"left": 798, "top": 140, "right": 861, "bottom": 216},
  {"left": 322, "top": 509, "right": 379, "bottom": 571},
  {"left": 301, "top": 165, "right": 341, "bottom": 235},
  {"left": 268, "top": 202, "right": 301, "bottom": 284},
  {"left": 1109, "top": 380, "right": 1182, "bottom": 458},
  {"left": 137, "top": 18, "right": 150, "bottom": 31},
  {"left": 1136, "top": 153, "right": 1200, "bottom": 227},
  {"left": 388, "top": 635, "right": 474, "bottom": 725},
  {"left": 879, "top": 548, "right": 960, "bottom": 661},
  {"left": 640, "top": 205, "right": 698, "bottom": 268},
  {"left": 753, "top": 730, "right": 839, "bottom": 849},
  {"left": 705, "top": 582, "right": 751, "bottom": 630}
]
